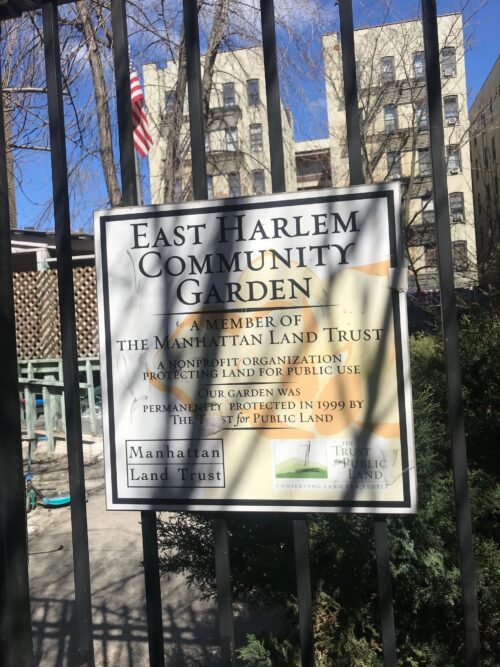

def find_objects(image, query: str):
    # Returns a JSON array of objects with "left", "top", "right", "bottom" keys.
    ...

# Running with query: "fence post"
[
  {"left": 182, "top": 0, "right": 237, "bottom": 662},
  {"left": 42, "top": 3, "right": 95, "bottom": 665},
  {"left": 337, "top": 2, "right": 398, "bottom": 664},
  {"left": 110, "top": 2, "right": 166, "bottom": 665},
  {"left": 0, "top": 33, "right": 33, "bottom": 667},
  {"left": 421, "top": 2, "right": 481, "bottom": 664},
  {"left": 260, "top": 2, "right": 316, "bottom": 664}
]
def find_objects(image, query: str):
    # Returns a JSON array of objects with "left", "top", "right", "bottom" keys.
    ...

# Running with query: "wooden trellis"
[{"left": 13, "top": 266, "right": 98, "bottom": 359}]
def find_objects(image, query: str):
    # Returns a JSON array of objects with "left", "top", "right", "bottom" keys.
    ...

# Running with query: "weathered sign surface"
[{"left": 95, "top": 184, "right": 416, "bottom": 512}]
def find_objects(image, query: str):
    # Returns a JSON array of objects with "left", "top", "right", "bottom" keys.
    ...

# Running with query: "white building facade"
[
  {"left": 323, "top": 14, "right": 477, "bottom": 290},
  {"left": 143, "top": 46, "right": 296, "bottom": 205}
]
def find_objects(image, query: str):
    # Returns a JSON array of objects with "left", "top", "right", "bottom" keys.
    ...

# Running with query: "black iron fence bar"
[
  {"left": 293, "top": 519, "right": 315, "bottom": 666},
  {"left": 183, "top": 0, "right": 208, "bottom": 200},
  {"left": 373, "top": 517, "right": 397, "bottom": 665},
  {"left": 110, "top": 0, "right": 137, "bottom": 206},
  {"left": 213, "top": 518, "right": 236, "bottom": 666},
  {"left": 109, "top": 2, "right": 166, "bottom": 665},
  {"left": 421, "top": 1, "right": 481, "bottom": 664},
  {"left": 337, "top": 3, "right": 398, "bottom": 665},
  {"left": 182, "top": 1, "right": 236, "bottom": 663},
  {"left": 42, "top": 3, "right": 95, "bottom": 665},
  {"left": 0, "top": 33, "right": 33, "bottom": 667},
  {"left": 260, "top": 0, "right": 286, "bottom": 194},
  {"left": 337, "top": 0, "right": 364, "bottom": 186},
  {"left": 259, "top": 2, "right": 315, "bottom": 664}
]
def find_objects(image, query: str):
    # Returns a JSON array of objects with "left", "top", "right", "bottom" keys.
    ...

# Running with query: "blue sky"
[{"left": 13, "top": 1, "right": 500, "bottom": 231}]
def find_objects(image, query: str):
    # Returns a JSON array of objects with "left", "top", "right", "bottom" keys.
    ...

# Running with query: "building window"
[
  {"left": 247, "top": 79, "right": 260, "bottom": 106},
  {"left": 449, "top": 192, "right": 464, "bottom": 221},
  {"left": 205, "top": 132, "right": 210, "bottom": 152},
  {"left": 387, "top": 151, "right": 401, "bottom": 180},
  {"left": 422, "top": 208, "right": 435, "bottom": 227},
  {"left": 223, "top": 82, "right": 235, "bottom": 107},
  {"left": 413, "top": 52, "right": 425, "bottom": 80},
  {"left": 252, "top": 170, "right": 265, "bottom": 194},
  {"left": 441, "top": 47, "right": 456, "bottom": 77},
  {"left": 492, "top": 137, "right": 497, "bottom": 162},
  {"left": 452, "top": 241, "right": 468, "bottom": 271},
  {"left": 226, "top": 126, "right": 238, "bottom": 151},
  {"left": 228, "top": 172, "right": 240, "bottom": 197},
  {"left": 425, "top": 245, "right": 437, "bottom": 267},
  {"left": 384, "top": 105, "right": 398, "bottom": 132},
  {"left": 249, "top": 123, "right": 263, "bottom": 151},
  {"left": 207, "top": 175, "right": 213, "bottom": 200},
  {"left": 419, "top": 149, "right": 432, "bottom": 177},
  {"left": 165, "top": 90, "right": 176, "bottom": 114},
  {"left": 416, "top": 100, "right": 429, "bottom": 129},
  {"left": 173, "top": 178, "right": 182, "bottom": 203},
  {"left": 380, "top": 56, "right": 395, "bottom": 84},
  {"left": 444, "top": 96, "right": 458, "bottom": 124},
  {"left": 447, "top": 144, "right": 461, "bottom": 174}
]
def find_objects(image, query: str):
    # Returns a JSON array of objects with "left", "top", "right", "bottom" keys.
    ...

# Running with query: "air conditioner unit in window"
[
  {"left": 443, "top": 67, "right": 454, "bottom": 77},
  {"left": 446, "top": 117, "right": 457, "bottom": 125},
  {"left": 450, "top": 167, "right": 459, "bottom": 174},
  {"left": 452, "top": 213, "right": 464, "bottom": 222}
]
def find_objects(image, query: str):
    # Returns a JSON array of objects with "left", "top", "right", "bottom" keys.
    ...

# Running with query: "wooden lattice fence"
[{"left": 13, "top": 266, "right": 98, "bottom": 359}]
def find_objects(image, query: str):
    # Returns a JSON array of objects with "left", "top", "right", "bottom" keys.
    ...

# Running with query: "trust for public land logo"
[{"left": 273, "top": 440, "right": 328, "bottom": 479}]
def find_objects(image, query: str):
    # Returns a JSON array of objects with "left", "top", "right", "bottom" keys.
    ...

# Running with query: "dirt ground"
[{"left": 24, "top": 434, "right": 281, "bottom": 666}]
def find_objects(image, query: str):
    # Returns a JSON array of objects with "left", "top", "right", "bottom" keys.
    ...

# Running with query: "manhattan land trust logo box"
[{"left": 94, "top": 184, "right": 417, "bottom": 513}]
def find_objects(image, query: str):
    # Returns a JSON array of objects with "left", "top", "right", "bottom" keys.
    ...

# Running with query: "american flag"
[{"left": 130, "top": 69, "right": 153, "bottom": 157}]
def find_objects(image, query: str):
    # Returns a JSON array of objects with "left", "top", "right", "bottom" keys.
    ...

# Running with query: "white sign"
[{"left": 95, "top": 184, "right": 417, "bottom": 512}]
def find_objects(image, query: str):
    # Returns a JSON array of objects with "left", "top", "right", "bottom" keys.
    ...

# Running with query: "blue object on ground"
[{"left": 42, "top": 495, "right": 71, "bottom": 507}]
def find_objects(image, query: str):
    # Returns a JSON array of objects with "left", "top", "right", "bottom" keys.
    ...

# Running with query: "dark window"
[
  {"left": 380, "top": 56, "right": 395, "bottom": 84},
  {"left": 228, "top": 172, "right": 240, "bottom": 197},
  {"left": 165, "top": 90, "right": 176, "bottom": 114},
  {"left": 422, "top": 208, "right": 435, "bottom": 226},
  {"left": 226, "top": 126, "right": 238, "bottom": 151},
  {"left": 207, "top": 175, "right": 213, "bottom": 200},
  {"left": 384, "top": 105, "right": 398, "bottom": 132},
  {"left": 419, "top": 149, "right": 432, "bottom": 177},
  {"left": 426, "top": 245, "right": 437, "bottom": 267},
  {"left": 492, "top": 137, "right": 496, "bottom": 162},
  {"left": 449, "top": 192, "right": 464, "bottom": 220},
  {"left": 444, "top": 96, "right": 458, "bottom": 124},
  {"left": 252, "top": 170, "right": 265, "bottom": 194},
  {"left": 441, "top": 47, "right": 456, "bottom": 77},
  {"left": 223, "top": 82, "right": 235, "bottom": 107},
  {"left": 452, "top": 241, "right": 468, "bottom": 271},
  {"left": 247, "top": 79, "right": 260, "bottom": 106},
  {"left": 447, "top": 145, "right": 461, "bottom": 173},
  {"left": 249, "top": 123, "right": 263, "bottom": 151},
  {"left": 413, "top": 52, "right": 425, "bottom": 79},
  {"left": 387, "top": 151, "right": 401, "bottom": 179},
  {"left": 416, "top": 100, "right": 429, "bottom": 129}
]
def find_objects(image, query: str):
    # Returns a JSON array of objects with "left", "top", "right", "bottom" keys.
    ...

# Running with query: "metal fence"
[{"left": 0, "top": 1, "right": 480, "bottom": 666}]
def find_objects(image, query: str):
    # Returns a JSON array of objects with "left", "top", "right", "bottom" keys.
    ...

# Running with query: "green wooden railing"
[{"left": 18, "top": 357, "right": 100, "bottom": 455}]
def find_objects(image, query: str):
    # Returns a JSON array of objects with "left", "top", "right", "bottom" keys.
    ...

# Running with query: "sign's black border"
[{"left": 98, "top": 187, "right": 414, "bottom": 511}]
